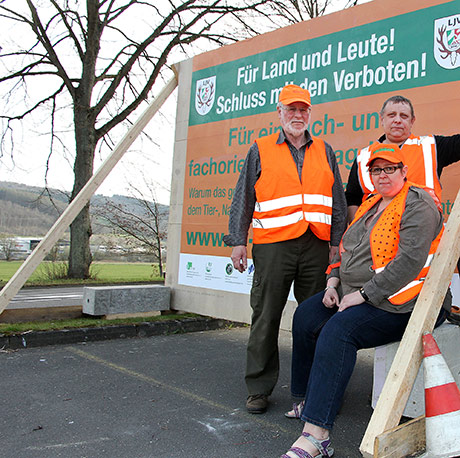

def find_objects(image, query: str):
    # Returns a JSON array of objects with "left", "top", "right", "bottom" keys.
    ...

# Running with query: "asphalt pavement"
[
  {"left": 8, "top": 286, "right": 84, "bottom": 309},
  {"left": 0, "top": 325, "right": 375, "bottom": 458}
]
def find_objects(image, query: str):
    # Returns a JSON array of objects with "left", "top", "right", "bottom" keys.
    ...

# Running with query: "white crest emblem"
[
  {"left": 434, "top": 14, "right": 460, "bottom": 69},
  {"left": 195, "top": 76, "right": 216, "bottom": 116}
]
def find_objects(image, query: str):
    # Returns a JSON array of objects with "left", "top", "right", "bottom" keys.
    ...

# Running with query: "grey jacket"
[{"left": 328, "top": 186, "right": 451, "bottom": 313}]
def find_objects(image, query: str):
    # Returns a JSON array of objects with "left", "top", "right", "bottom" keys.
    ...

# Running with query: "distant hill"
[{"left": 0, "top": 181, "right": 169, "bottom": 237}]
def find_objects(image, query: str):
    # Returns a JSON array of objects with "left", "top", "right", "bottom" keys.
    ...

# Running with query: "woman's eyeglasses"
[{"left": 368, "top": 165, "right": 402, "bottom": 176}]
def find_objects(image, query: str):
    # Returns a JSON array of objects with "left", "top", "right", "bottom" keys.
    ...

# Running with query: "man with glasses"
[
  {"left": 223, "top": 84, "right": 347, "bottom": 414},
  {"left": 345, "top": 94, "right": 460, "bottom": 323}
]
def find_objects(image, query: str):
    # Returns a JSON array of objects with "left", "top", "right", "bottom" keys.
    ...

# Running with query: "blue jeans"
[{"left": 291, "top": 291, "right": 446, "bottom": 430}]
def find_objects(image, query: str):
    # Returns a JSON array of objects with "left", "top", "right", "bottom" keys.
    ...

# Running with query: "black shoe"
[{"left": 246, "top": 394, "right": 268, "bottom": 414}]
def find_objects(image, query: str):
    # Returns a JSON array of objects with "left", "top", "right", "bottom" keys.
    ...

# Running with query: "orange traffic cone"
[{"left": 420, "top": 332, "right": 460, "bottom": 458}]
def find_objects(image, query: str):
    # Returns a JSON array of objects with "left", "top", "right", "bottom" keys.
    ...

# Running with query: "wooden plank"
[
  {"left": 374, "top": 416, "right": 425, "bottom": 458},
  {"left": 360, "top": 188, "right": 460, "bottom": 457},
  {"left": 0, "top": 75, "right": 178, "bottom": 315}
]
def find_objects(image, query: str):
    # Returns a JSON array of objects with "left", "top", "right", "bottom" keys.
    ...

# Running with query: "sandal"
[
  {"left": 284, "top": 400, "right": 305, "bottom": 419},
  {"left": 281, "top": 432, "right": 334, "bottom": 458}
]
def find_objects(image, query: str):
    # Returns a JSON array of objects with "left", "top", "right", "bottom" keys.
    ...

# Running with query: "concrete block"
[
  {"left": 83, "top": 285, "right": 170, "bottom": 316},
  {"left": 372, "top": 322, "right": 460, "bottom": 418}
]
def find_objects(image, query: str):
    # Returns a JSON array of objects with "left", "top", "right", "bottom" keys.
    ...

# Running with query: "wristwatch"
[
  {"left": 325, "top": 285, "right": 336, "bottom": 291},
  {"left": 359, "top": 287, "right": 369, "bottom": 302}
]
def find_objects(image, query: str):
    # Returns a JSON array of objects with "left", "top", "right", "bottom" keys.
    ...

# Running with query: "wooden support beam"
[
  {"left": 360, "top": 188, "right": 460, "bottom": 457},
  {"left": 374, "top": 416, "right": 425, "bottom": 458},
  {"left": 0, "top": 75, "right": 178, "bottom": 315}
]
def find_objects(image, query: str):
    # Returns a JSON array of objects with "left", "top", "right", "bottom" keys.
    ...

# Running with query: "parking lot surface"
[{"left": 0, "top": 327, "right": 374, "bottom": 457}]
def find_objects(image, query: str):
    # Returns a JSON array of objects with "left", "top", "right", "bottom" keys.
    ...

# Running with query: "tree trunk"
[
  {"left": 68, "top": 104, "right": 96, "bottom": 279},
  {"left": 68, "top": 205, "right": 92, "bottom": 278}
]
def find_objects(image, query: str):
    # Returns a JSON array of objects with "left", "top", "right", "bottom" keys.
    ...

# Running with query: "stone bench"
[
  {"left": 83, "top": 285, "right": 171, "bottom": 319},
  {"left": 371, "top": 321, "right": 460, "bottom": 418}
]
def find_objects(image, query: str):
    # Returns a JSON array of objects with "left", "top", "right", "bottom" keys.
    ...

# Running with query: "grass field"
[{"left": 0, "top": 261, "right": 162, "bottom": 286}]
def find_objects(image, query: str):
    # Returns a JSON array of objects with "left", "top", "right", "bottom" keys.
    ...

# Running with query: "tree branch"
[
  {"left": 50, "top": 0, "right": 85, "bottom": 61},
  {"left": 25, "top": 0, "right": 76, "bottom": 98}
]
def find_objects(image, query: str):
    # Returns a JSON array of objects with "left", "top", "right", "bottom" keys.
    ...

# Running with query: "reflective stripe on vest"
[
  {"left": 304, "top": 212, "right": 332, "bottom": 225},
  {"left": 357, "top": 135, "right": 440, "bottom": 201},
  {"left": 253, "top": 211, "right": 304, "bottom": 229},
  {"left": 304, "top": 194, "right": 333, "bottom": 207},
  {"left": 387, "top": 252, "right": 435, "bottom": 302},
  {"left": 252, "top": 134, "right": 334, "bottom": 244},
  {"left": 389, "top": 280, "right": 423, "bottom": 302},
  {"left": 403, "top": 136, "right": 435, "bottom": 189},
  {"left": 374, "top": 253, "right": 434, "bottom": 274},
  {"left": 357, "top": 145, "right": 373, "bottom": 195},
  {"left": 252, "top": 209, "right": 331, "bottom": 229},
  {"left": 255, "top": 193, "right": 332, "bottom": 213},
  {"left": 255, "top": 194, "right": 303, "bottom": 213},
  {"left": 304, "top": 193, "right": 333, "bottom": 225}
]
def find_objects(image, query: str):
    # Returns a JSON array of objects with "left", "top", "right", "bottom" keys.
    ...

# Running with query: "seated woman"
[{"left": 281, "top": 142, "right": 451, "bottom": 458}]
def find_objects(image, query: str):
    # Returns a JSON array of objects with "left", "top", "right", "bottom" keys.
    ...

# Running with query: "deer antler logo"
[
  {"left": 195, "top": 76, "right": 216, "bottom": 116},
  {"left": 434, "top": 15, "right": 460, "bottom": 69}
]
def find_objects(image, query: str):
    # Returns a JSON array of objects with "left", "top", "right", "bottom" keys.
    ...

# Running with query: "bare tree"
[
  {"left": 94, "top": 179, "right": 167, "bottom": 276},
  {"left": 262, "top": 0, "right": 361, "bottom": 23},
  {"left": 0, "top": 0, "right": 361, "bottom": 278},
  {"left": 0, "top": 234, "right": 17, "bottom": 261}
]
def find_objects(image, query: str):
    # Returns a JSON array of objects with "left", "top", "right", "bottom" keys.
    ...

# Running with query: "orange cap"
[
  {"left": 366, "top": 143, "right": 404, "bottom": 167},
  {"left": 279, "top": 84, "right": 311, "bottom": 106}
]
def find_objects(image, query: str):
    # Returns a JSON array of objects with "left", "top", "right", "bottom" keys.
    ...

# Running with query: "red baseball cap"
[{"left": 279, "top": 84, "right": 311, "bottom": 106}]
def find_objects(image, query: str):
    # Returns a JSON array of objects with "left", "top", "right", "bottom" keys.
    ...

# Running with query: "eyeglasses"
[
  {"left": 282, "top": 106, "right": 311, "bottom": 116},
  {"left": 368, "top": 165, "right": 402, "bottom": 176}
]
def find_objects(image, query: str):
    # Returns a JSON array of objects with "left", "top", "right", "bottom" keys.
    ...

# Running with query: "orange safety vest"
[
  {"left": 252, "top": 133, "right": 334, "bottom": 244},
  {"left": 357, "top": 135, "right": 442, "bottom": 202},
  {"left": 328, "top": 181, "right": 443, "bottom": 305}
]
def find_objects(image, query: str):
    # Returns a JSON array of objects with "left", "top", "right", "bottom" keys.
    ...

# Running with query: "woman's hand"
[
  {"left": 323, "top": 287, "right": 339, "bottom": 308},
  {"left": 329, "top": 245, "right": 339, "bottom": 263},
  {"left": 338, "top": 290, "right": 364, "bottom": 312}
]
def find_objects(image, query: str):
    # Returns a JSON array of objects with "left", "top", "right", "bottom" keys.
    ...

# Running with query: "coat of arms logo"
[
  {"left": 434, "top": 14, "right": 460, "bottom": 69},
  {"left": 195, "top": 76, "right": 216, "bottom": 116}
]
